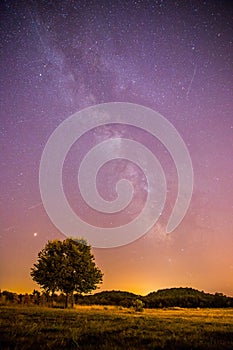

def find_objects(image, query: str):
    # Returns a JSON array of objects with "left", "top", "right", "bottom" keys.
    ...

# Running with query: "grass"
[{"left": 0, "top": 305, "right": 233, "bottom": 349}]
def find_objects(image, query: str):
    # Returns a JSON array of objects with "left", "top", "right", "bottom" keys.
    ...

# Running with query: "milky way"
[{"left": 1, "top": 0, "right": 233, "bottom": 295}]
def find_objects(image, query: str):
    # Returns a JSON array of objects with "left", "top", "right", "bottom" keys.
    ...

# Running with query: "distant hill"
[
  {"left": 75, "top": 290, "right": 140, "bottom": 308},
  {"left": 75, "top": 288, "right": 233, "bottom": 308},
  {"left": 143, "top": 287, "right": 233, "bottom": 308}
]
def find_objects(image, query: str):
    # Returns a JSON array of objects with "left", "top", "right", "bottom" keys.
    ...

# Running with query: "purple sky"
[{"left": 1, "top": 0, "right": 233, "bottom": 295}]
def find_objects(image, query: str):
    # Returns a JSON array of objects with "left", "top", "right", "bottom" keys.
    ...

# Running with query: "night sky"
[{"left": 1, "top": 0, "right": 233, "bottom": 296}]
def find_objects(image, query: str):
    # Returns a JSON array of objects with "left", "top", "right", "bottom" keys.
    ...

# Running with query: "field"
[{"left": 0, "top": 306, "right": 233, "bottom": 349}]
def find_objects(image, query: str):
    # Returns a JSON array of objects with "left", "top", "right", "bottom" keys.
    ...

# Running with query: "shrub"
[{"left": 133, "top": 299, "right": 144, "bottom": 312}]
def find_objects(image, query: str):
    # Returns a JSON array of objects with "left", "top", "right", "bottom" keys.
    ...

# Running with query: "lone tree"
[{"left": 31, "top": 238, "right": 103, "bottom": 308}]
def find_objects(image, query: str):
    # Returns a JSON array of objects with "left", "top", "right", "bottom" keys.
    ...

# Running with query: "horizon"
[{"left": 2, "top": 285, "right": 233, "bottom": 299}]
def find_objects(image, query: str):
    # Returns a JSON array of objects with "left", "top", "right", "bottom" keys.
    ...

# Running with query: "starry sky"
[{"left": 1, "top": 0, "right": 233, "bottom": 296}]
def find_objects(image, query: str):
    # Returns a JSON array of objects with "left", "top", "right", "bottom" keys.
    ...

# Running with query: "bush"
[{"left": 133, "top": 299, "right": 144, "bottom": 312}]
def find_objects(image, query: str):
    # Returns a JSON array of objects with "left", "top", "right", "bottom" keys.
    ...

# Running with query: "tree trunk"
[
  {"left": 65, "top": 294, "right": 68, "bottom": 308},
  {"left": 51, "top": 291, "right": 55, "bottom": 307},
  {"left": 71, "top": 291, "right": 74, "bottom": 308}
]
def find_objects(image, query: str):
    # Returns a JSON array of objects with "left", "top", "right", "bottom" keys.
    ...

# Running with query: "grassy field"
[{"left": 0, "top": 305, "right": 233, "bottom": 349}]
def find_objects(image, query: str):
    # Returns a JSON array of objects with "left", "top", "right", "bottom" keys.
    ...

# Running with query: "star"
[{"left": 1, "top": 0, "right": 232, "bottom": 297}]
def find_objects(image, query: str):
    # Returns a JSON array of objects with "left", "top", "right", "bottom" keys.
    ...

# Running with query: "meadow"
[{"left": 0, "top": 305, "right": 233, "bottom": 349}]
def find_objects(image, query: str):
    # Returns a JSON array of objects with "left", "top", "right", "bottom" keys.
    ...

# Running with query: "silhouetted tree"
[{"left": 31, "top": 238, "right": 103, "bottom": 308}]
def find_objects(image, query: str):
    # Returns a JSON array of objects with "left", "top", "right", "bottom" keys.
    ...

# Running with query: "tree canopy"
[{"left": 31, "top": 238, "right": 103, "bottom": 307}]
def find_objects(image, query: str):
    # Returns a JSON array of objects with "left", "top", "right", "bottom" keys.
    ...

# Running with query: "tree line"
[
  {"left": 76, "top": 288, "right": 233, "bottom": 309},
  {"left": 1, "top": 288, "right": 233, "bottom": 309}
]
